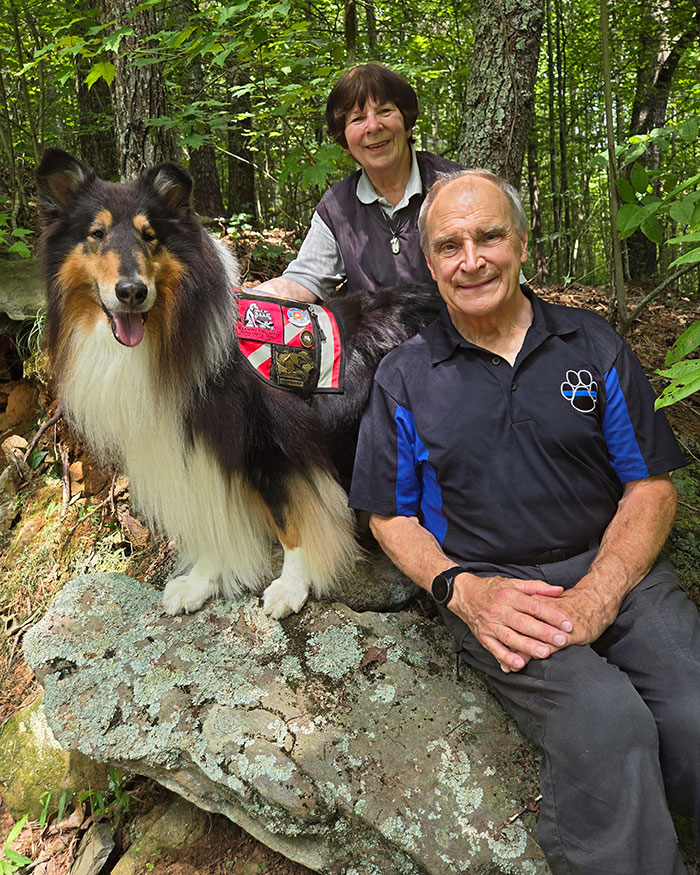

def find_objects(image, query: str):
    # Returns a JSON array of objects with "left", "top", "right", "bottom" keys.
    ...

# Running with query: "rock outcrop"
[
  {"left": 0, "top": 696, "right": 110, "bottom": 820},
  {"left": 0, "top": 258, "right": 44, "bottom": 322},
  {"left": 24, "top": 573, "right": 549, "bottom": 874}
]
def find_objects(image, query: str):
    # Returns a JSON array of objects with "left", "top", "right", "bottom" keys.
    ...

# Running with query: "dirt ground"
[{"left": 1, "top": 254, "right": 699, "bottom": 873}]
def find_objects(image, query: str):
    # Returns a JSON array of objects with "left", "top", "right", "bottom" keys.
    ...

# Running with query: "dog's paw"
[
  {"left": 262, "top": 577, "right": 309, "bottom": 620},
  {"left": 162, "top": 575, "right": 212, "bottom": 615}
]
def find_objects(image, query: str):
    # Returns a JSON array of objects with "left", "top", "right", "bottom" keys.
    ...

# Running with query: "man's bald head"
[{"left": 418, "top": 169, "right": 528, "bottom": 253}]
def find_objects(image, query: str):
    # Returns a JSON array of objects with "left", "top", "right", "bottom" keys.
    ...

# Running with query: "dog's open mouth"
[{"left": 102, "top": 304, "right": 148, "bottom": 347}]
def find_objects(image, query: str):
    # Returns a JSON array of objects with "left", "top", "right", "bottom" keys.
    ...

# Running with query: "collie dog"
[{"left": 36, "top": 148, "right": 441, "bottom": 618}]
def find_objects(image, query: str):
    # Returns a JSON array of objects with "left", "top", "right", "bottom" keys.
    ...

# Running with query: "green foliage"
[
  {"left": 605, "top": 109, "right": 700, "bottom": 408},
  {"left": 655, "top": 321, "right": 700, "bottom": 410},
  {"left": 0, "top": 0, "right": 475, "bottom": 230},
  {"left": 0, "top": 815, "right": 32, "bottom": 874},
  {"left": 0, "top": 214, "right": 32, "bottom": 259},
  {"left": 35, "top": 767, "right": 133, "bottom": 830}
]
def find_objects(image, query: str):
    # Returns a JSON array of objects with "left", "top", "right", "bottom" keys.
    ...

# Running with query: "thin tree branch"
[{"left": 619, "top": 263, "right": 698, "bottom": 333}]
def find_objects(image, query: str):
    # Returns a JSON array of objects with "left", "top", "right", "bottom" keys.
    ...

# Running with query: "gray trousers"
[{"left": 441, "top": 552, "right": 700, "bottom": 875}]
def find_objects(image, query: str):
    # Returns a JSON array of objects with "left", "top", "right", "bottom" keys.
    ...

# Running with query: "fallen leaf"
[
  {"left": 117, "top": 507, "right": 151, "bottom": 548},
  {"left": 361, "top": 646, "right": 388, "bottom": 667}
]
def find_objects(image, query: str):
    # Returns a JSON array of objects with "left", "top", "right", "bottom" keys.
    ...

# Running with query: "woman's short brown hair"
[{"left": 325, "top": 64, "right": 419, "bottom": 150}]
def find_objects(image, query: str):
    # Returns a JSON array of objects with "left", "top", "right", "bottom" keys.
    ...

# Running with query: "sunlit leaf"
[
  {"left": 665, "top": 321, "right": 700, "bottom": 366},
  {"left": 667, "top": 231, "right": 700, "bottom": 245},
  {"left": 668, "top": 198, "right": 696, "bottom": 226},
  {"left": 103, "top": 27, "right": 134, "bottom": 52},
  {"left": 691, "top": 201, "right": 700, "bottom": 230},
  {"left": 8, "top": 240, "right": 31, "bottom": 258},
  {"left": 655, "top": 360, "right": 700, "bottom": 410},
  {"left": 668, "top": 246, "right": 700, "bottom": 268},
  {"left": 678, "top": 118, "right": 699, "bottom": 142},
  {"left": 85, "top": 60, "right": 117, "bottom": 89},
  {"left": 616, "top": 203, "right": 644, "bottom": 237}
]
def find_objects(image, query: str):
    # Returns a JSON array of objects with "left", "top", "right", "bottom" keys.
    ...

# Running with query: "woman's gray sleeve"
[{"left": 282, "top": 212, "right": 345, "bottom": 300}]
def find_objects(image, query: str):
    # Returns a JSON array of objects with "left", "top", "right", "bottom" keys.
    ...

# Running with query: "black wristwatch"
[{"left": 431, "top": 566, "right": 464, "bottom": 606}]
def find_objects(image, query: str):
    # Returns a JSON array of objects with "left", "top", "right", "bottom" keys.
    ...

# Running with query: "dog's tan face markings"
[
  {"left": 55, "top": 243, "right": 107, "bottom": 369},
  {"left": 126, "top": 214, "right": 185, "bottom": 344},
  {"left": 80, "top": 210, "right": 123, "bottom": 297},
  {"left": 132, "top": 214, "right": 158, "bottom": 250},
  {"left": 145, "top": 251, "right": 184, "bottom": 347},
  {"left": 86, "top": 209, "right": 113, "bottom": 251}
]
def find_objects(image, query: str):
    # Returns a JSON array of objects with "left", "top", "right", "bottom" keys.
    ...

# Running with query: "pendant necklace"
[{"left": 378, "top": 208, "right": 407, "bottom": 256}]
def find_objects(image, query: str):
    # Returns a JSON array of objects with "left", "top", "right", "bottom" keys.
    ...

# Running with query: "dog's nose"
[{"left": 115, "top": 279, "right": 148, "bottom": 308}]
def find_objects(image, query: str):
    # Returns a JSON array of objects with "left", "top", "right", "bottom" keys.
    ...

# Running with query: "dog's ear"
[
  {"left": 142, "top": 163, "right": 193, "bottom": 218},
  {"left": 36, "top": 149, "right": 94, "bottom": 222}
]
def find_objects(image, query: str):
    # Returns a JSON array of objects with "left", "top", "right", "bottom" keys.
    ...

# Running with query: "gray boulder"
[
  {"left": 0, "top": 258, "right": 44, "bottom": 322},
  {"left": 24, "top": 572, "right": 549, "bottom": 874}
]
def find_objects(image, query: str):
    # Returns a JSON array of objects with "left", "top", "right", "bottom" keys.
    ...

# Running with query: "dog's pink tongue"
[{"left": 114, "top": 312, "right": 145, "bottom": 347}]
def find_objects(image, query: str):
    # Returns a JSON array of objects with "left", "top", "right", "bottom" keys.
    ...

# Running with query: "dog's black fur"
[{"left": 36, "top": 147, "right": 443, "bottom": 617}]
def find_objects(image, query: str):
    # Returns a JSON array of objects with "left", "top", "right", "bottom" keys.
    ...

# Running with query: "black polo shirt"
[{"left": 348, "top": 287, "right": 686, "bottom": 566}]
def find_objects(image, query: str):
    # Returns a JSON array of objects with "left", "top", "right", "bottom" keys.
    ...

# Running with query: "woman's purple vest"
[{"left": 315, "top": 151, "right": 463, "bottom": 293}]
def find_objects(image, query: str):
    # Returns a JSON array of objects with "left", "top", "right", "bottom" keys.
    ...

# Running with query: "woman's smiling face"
[{"left": 343, "top": 99, "right": 411, "bottom": 178}]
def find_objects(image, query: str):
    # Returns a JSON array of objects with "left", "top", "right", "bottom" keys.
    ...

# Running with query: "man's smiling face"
[{"left": 424, "top": 176, "right": 528, "bottom": 330}]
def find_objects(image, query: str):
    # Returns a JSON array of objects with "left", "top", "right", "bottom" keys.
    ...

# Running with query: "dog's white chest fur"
[
  {"left": 59, "top": 319, "right": 356, "bottom": 617},
  {"left": 61, "top": 322, "right": 272, "bottom": 592}
]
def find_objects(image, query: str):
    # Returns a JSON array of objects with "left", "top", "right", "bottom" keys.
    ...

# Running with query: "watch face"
[{"left": 432, "top": 574, "right": 450, "bottom": 603}]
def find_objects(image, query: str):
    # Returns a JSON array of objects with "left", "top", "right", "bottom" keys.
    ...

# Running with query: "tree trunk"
[
  {"left": 546, "top": 0, "right": 562, "bottom": 280},
  {"left": 458, "top": 0, "right": 545, "bottom": 186},
  {"left": 555, "top": 0, "right": 571, "bottom": 276},
  {"left": 75, "top": 68, "right": 118, "bottom": 178},
  {"left": 601, "top": 0, "right": 627, "bottom": 326},
  {"left": 626, "top": 0, "right": 697, "bottom": 282},
  {"left": 168, "top": 0, "right": 224, "bottom": 217},
  {"left": 98, "top": 0, "right": 178, "bottom": 179},
  {"left": 226, "top": 71, "right": 256, "bottom": 224},
  {"left": 73, "top": 0, "right": 117, "bottom": 179},
  {"left": 527, "top": 129, "right": 547, "bottom": 279},
  {"left": 344, "top": 0, "right": 357, "bottom": 63},
  {"left": 365, "top": 0, "right": 377, "bottom": 56}
]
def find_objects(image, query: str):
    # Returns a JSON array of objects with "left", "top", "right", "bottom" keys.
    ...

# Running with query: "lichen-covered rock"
[
  {"left": 24, "top": 573, "right": 549, "bottom": 874},
  {"left": 0, "top": 696, "right": 110, "bottom": 820}
]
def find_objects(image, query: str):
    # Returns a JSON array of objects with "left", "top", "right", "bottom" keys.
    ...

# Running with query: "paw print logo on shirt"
[{"left": 560, "top": 369, "right": 598, "bottom": 413}]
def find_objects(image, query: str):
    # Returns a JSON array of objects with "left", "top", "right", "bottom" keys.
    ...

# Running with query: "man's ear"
[
  {"left": 424, "top": 251, "right": 438, "bottom": 282},
  {"left": 520, "top": 233, "right": 528, "bottom": 262}
]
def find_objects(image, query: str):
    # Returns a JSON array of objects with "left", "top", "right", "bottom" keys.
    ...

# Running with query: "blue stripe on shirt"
[
  {"left": 602, "top": 366, "right": 649, "bottom": 481},
  {"left": 394, "top": 404, "right": 448, "bottom": 544}
]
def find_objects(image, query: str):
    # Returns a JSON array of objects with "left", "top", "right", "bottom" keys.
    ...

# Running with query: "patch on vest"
[{"left": 234, "top": 292, "right": 344, "bottom": 394}]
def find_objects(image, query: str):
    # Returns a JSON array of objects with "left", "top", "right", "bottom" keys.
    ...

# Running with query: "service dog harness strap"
[{"left": 234, "top": 291, "right": 345, "bottom": 394}]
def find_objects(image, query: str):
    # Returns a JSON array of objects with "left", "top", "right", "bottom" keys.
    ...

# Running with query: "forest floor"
[{"left": 0, "top": 232, "right": 699, "bottom": 874}]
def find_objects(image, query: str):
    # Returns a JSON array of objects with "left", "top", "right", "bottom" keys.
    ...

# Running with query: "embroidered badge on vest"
[{"left": 234, "top": 292, "right": 344, "bottom": 394}]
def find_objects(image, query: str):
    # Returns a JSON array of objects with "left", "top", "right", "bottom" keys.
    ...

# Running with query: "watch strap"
[{"left": 431, "top": 565, "right": 464, "bottom": 605}]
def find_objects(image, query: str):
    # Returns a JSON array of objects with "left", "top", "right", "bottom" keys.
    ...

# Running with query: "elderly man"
[{"left": 348, "top": 169, "right": 700, "bottom": 874}]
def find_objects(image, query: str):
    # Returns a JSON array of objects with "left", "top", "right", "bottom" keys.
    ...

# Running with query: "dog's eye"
[
  {"left": 141, "top": 229, "right": 156, "bottom": 242},
  {"left": 89, "top": 228, "right": 105, "bottom": 240}
]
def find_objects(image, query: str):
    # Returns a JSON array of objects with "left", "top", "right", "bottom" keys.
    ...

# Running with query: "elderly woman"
[{"left": 257, "top": 63, "right": 462, "bottom": 302}]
